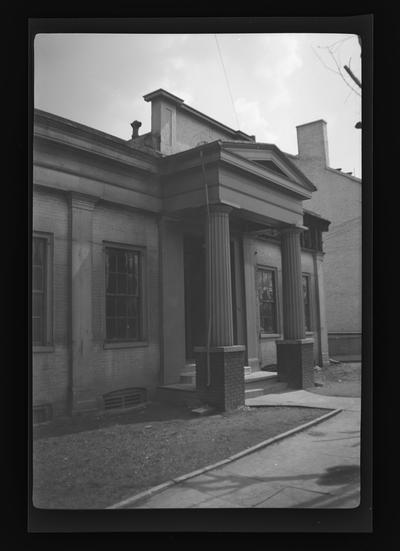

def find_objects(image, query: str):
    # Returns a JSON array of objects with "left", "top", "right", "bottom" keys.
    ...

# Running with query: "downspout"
[{"left": 200, "top": 149, "right": 212, "bottom": 387}]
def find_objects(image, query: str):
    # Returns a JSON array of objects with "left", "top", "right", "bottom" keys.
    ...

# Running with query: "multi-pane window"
[
  {"left": 257, "top": 268, "right": 277, "bottom": 334},
  {"left": 105, "top": 247, "right": 142, "bottom": 341},
  {"left": 32, "top": 236, "right": 48, "bottom": 345},
  {"left": 302, "top": 274, "right": 312, "bottom": 332}
]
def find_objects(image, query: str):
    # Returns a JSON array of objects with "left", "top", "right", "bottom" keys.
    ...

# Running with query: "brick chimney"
[
  {"left": 130, "top": 120, "right": 142, "bottom": 139},
  {"left": 296, "top": 120, "right": 330, "bottom": 167}
]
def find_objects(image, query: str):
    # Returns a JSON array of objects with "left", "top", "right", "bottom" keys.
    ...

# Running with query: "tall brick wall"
[
  {"left": 32, "top": 188, "right": 70, "bottom": 416},
  {"left": 290, "top": 155, "right": 361, "bottom": 335},
  {"left": 33, "top": 186, "right": 161, "bottom": 417},
  {"left": 90, "top": 202, "right": 160, "bottom": 398}
]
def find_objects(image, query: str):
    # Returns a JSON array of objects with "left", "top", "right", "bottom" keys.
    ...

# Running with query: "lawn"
[{"left": 33, "top": 404, "right": 329, "bottom": 509}]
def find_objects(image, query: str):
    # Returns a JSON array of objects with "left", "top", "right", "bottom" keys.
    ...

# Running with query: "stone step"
[
  {"left": 245, "top": 388, "right": 266, "bottom": 399},
  {"left": 245, "top": 371, "right": 277, "bottom": 383},
  {"left": 179, "top": 372, "right": 196, "bottom": 384},
  {"left": 179, "top": 369, "right": 279, "bottom": 386}
]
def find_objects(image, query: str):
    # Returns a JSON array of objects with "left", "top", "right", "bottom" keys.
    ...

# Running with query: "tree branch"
[{"left": 344, "top": 65, "right": 362, "bottom": 89}]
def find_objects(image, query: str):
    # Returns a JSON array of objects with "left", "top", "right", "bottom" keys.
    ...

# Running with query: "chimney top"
[{"left": 130, "top": 120, "right": 142, "bottom": 138}]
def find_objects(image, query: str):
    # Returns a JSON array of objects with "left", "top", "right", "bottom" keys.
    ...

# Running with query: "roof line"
[{"left": 143, "top": 88, "right": 254, "bottom": 142}]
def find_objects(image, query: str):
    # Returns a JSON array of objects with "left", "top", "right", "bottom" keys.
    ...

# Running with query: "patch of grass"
[{"left": 33, "top": 404, "right": 329, "bottom": 509}]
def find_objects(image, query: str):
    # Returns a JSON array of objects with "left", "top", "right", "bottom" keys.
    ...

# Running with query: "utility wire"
[{"left": 214, "top": 34, "right": 241, "bottom": 130}]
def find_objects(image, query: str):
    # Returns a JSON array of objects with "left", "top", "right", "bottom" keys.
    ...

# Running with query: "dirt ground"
[
  {"left": 33, "top": 405, "right": 328, "bottom": 509},
  {"left": 310, "top": 362, "right": 361, "bottom": 397}
]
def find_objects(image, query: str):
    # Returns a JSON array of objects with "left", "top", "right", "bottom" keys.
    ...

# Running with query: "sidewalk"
[{"left": 110, "top": 391, "right": 361, "bottom": 509}]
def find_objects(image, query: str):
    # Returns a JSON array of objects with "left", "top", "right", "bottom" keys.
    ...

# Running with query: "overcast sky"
[{"left": 34, "top": 33, "right": 362, "bottom": 177}]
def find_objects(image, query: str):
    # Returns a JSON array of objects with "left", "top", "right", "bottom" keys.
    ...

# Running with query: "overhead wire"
[{"left": 214, "top": 34, "right": 241, "bottom": 130}]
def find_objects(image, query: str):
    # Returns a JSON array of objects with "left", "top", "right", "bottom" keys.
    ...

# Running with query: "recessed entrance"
[{"left": 183, "top": 234, "right": 241, "bottom": 361}]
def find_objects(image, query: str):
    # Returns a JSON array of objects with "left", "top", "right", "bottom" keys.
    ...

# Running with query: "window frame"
[
  {"left": 32, "top": 232, "right": 54, "bottom": 351},
  {"left": 302, "top": 272, "right": 313, "bottom": 333},
  {"left": 256, "top": 265, "right": 280, "bottom": 337},
  {"left": 103, "top": 242, "right": 148, "bottom": 348}
]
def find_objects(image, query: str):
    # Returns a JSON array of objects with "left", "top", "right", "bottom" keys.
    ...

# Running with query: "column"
[
  {"left": 280, "top": 226, "right": 306, "bottom": 340},
  {"left": 69, "top": 192, "right": 98, "bottom": 413},
  {"left": 313, "top": 251, "right": 330, "bottom": 367},
  {"left": 208, "top": 204, "right": 234, "bottom": 346},
  {"left": 194, "top": 204, "right": 245, "bottom": 411},
  {"left": 276, "top": 225, "right": 314, "bottom": 389}
]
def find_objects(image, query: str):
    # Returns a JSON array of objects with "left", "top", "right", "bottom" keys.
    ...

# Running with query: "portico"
[{"left": 159, "top": 139, "right": 325, "bottom": 410}]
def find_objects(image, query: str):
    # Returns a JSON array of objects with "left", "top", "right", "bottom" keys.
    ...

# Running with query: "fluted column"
[
  {"left": 280, "top": 226, "right": 306, "bottom": 340},
  {"left": 206, "top": 204, "right": 234, "bottom": 347}
]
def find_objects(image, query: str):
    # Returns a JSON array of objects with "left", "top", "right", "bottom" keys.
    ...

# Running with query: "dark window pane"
[
  {"left": 33, "top": 267, "right": 43, "bottom": 291},
  {"left": 126, "top": 297, "right": 138, "bottom": 317},
  {"left": 116, "top": 318, "right": 127, "bottom": 339},
  {"left": 107, "top": 272, "right": 117, "bottom": 293},
  {"left": 127, "top": 274, "right": 139, "bottom": 295},
  {"left": 116, "top": 296, "right": 126, "bottom": 316},
  {"left": 117, "top": 252, "right": 127, "bottom": 272},
  {"left": 126, "top": 318, "right": 138, "bottom": 340},
  {"left": 117, "top": 274, "right": 127, "bottom": 294},
  {"left": 106, "top": 318, "right": 115, "bottom": 339},
  {"left": 106, "top": 296, "right": 115, "bottom": 317},
  {"left": 33, "top": 293, "right": 43, "bottom": 317},
  {"left": 33, "top": 237, "right": 45, "bottom": 265},
  {"left": 108, "top": 252, "right": 117, "bottom": 272},
  {"left": 33, "top": 318, "right": 43, "bottom": 344}
]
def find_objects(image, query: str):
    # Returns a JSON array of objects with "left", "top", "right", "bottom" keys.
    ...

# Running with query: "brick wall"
[
  {"left": 32, "top": 187, "right": 161, "bottom": 417},
  {"left": 290, "top": 140, "right": 361, "bottom": 336},
  {"left": 32, "top": 188, "right": 70, "bottom": 416}
]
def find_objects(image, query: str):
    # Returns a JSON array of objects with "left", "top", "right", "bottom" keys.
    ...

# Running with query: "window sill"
[
  {"left": 33, "top": 345, "right": 55, "bottom": 353},
  {"left": 103, "top": 341, "right": 148, "bottom": 350},
  {"left": 260, "top": 333, "right": 281, "bottom": 340}
]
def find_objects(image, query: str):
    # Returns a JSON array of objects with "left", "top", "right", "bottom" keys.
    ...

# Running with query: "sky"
[{"left": 34, "top": 33, "right": 362, "bottom": 177}]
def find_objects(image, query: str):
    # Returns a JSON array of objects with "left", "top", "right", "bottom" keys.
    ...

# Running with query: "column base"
[
  {"left": 276, "top": 339, "right": 315, "bottom": 389},
  {"left": 194, "top": 345, "right": 245, "bottom": 411}
]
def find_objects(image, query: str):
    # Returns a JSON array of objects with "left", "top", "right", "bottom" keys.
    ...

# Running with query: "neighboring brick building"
[
  {"left": 288, "top": 120, "right": 361, "bottom": 358},
  {"left": 33, "top": 89, "right": 331, "bottom": 420}
]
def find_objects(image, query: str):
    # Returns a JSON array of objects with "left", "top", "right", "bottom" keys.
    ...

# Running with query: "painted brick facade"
[{"left": 289, "top": 120, "right": 361, "bottom": 356}]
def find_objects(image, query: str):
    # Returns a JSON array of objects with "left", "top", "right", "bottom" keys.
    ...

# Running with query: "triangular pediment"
[{"left": 220, "top": 142, "right": 316, "bottom": 192}]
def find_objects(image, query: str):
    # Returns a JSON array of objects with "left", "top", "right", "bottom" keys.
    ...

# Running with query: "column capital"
[
  {"left": 209, "top": 203, "right": 233, "bottom": 215},
  {"left": 280, "top": 224, "right": 307, "bottom": 236},
  {"left": 69, "top": 192, "right": 98, "bottom": 211}
]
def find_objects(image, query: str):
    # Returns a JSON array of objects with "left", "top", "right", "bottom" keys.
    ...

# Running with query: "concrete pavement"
[{"left": 110, "top": 391, "right": 361, "bottom": 509}]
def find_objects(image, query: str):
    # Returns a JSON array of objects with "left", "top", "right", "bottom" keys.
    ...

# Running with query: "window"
[
  {"left": 257, "top": 268, "right": 277, "bottom": 334},
  {"left": 105, "top": 247, "right": 143, "bottom": 341},
  {"left": 32, "top": 234, "right": 52, "bottom": 346},
  {"left": 300, "top": 226, "right": 323, "bottom": 251},
  {"left": 302, "top": 274, "right": 312, "bottom": 332}
]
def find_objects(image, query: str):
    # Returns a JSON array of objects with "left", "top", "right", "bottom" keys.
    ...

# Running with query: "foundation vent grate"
[{"left": 103, "top": 388, "right": 147, "bottom": 411}]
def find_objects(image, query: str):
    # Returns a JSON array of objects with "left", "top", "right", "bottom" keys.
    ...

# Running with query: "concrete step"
[
  {"left": 245, "top": 371, "right": 277, "bottom": 384},
  {"left": 179, "top": 365, "right": 266, "bottom": 385},
  {"left": 179, "top": 372, "right": 196, "bottom": 384},
  {"left": 245, "top": 388, "right": 266, "bottom": 399}
]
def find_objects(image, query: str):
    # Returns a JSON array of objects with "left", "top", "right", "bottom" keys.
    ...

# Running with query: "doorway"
[{"left": 184, "top": 234, "right": 243, "bottom": 360}]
